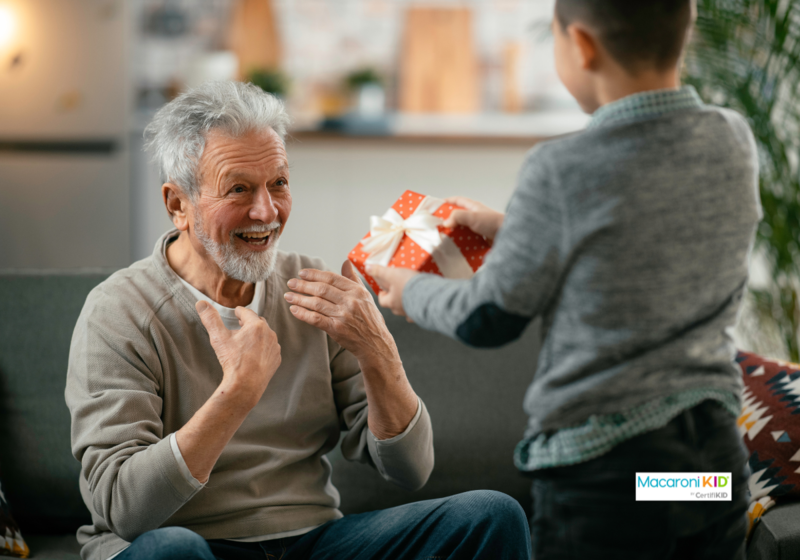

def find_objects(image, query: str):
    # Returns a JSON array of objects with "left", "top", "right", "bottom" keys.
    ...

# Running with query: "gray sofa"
[{"left": 0, "top": 272, "right": 797, "bottom": 559}]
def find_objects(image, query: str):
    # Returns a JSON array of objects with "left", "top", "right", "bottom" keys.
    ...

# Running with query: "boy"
[{"left": 369, "top": 0, "right": 761, "bottom": 558}]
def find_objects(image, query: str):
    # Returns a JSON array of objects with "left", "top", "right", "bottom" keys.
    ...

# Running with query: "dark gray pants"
[{"left": 527, "top": 400, "right": 749, "bottom": 560}]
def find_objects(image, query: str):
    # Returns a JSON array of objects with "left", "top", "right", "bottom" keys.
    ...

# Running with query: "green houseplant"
[
  {"left": 247, "top": 68, "right": 290, "bottom": 98},
  {"left": 685, "top": 0, "right": 800, "bottom": 361}
]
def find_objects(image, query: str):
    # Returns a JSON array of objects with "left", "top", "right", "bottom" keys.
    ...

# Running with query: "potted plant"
[
  {"left": 345, "top": 67, "right": 386, "bottom": 118},
  {"left": 247, "top": 68, "right": 290, "bottom": 99},
  {"left": 684, "top": 0, "right": 800, "bottom": 360}
]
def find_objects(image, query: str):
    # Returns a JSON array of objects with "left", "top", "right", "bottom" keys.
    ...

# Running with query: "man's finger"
[
  {"left": 289, "top": 304, "right": 332, "bottom": 331},
  {"left": 196, "top": 301, "right": 228, "bottom": 339},
  {"left": 289, "top": 278, "right": 345, "bottom": 304},
  {"left": 234, "top": 305, "right": 263, "bottom": 325},
  {"left": 299, "top": 268, "right": 353, "bottom": 291}
]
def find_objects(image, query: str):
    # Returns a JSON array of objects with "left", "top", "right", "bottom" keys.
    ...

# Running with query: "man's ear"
[
  {"left": 162, "top": 183, "right": 190, "bottom": 231},
  {"left": 567, "top": 24, "right": 599, "bottom": 71}
]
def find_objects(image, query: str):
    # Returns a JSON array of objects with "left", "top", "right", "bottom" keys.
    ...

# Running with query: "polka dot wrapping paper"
[{"left": 348, "top": 190, "right": 491, "bottom": 293}]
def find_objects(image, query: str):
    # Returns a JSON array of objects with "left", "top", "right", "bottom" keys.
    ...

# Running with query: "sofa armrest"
[{"left": 748, "top": 501, "right": 800, "bottom": 560}]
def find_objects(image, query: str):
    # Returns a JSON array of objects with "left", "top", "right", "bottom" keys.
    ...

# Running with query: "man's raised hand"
[
  {"left": 196, "top": 301, "right": 281, "bottom": 407},
  {"left": 284, "top": 261, "right": 400, "bottom": 369}
]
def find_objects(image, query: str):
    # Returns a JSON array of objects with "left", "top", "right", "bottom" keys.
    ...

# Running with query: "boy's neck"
[{"left": 593, "top": 66, "right": 681, "bottom": 110}]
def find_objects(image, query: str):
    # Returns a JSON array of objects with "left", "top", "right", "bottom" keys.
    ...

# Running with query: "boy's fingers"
[
  {"left": 444, "top": 209, "right": 470, "bottom": 229},
  {"left": 445, "top": 196, "right": 482, "bottom": 211},
  {"left": 366, "top": 264, "right": 387, "bottom": 289},
  {"left": 196, "top": 300, "right": 228, "bottom": 338}
]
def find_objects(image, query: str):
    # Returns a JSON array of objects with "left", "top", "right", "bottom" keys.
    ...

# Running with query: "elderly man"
[{"left": 65, "top": 81, "right": 531, "bottom": 560}]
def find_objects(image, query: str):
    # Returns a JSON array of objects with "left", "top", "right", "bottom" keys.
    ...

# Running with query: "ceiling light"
[{"left": 0, "top": 5, "right": 16, "bottom": 49}]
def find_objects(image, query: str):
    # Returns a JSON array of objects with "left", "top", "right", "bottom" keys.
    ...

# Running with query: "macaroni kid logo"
[{"left": 635, "top": 472, "right": 732, "bottom": 501}]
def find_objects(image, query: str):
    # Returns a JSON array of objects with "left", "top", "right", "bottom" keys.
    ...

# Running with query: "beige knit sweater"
[{"left": 66, "top": 231, "right": 434, "bottom": 560}]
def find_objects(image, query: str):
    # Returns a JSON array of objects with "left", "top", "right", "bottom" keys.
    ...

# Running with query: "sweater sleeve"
[
  {"left": 329, "top": 341, "right": 434, "bottom": 491},
  {"left": 403, "top": 146, "right": 567, "bottom": 347},
  {"left": 65, "top": 290, "right": 202, "bottom": 543}
]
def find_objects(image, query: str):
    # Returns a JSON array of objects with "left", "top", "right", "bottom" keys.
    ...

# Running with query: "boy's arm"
[{"left": 374, "top": 148, "right": 567, "bottom": 347}]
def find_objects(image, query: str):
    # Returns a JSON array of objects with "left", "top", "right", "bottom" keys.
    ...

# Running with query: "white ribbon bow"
[{"left": 361, "top": 196, "right": 474, "bottom": 279}]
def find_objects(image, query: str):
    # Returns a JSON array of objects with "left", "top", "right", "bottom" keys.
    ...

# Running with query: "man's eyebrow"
[{"left": 222, "top": 164, "right": 289, "bottom": 182}]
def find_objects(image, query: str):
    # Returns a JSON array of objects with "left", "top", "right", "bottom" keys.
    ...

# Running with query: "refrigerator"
[{"left": 0, "top": 0, "right": 132, "bottom": 270}]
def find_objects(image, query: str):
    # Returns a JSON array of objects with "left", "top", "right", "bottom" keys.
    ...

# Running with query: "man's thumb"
[
  {"left": 342, "top": 259, "right": 359, "bottom": 281},
  {"left": 196, "top": 300, "right": 227, "bottom": 339}
]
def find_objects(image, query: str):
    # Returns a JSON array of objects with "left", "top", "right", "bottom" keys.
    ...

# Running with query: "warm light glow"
[{"left": 0, "top": 5, "right": 15, "bottom": 49}]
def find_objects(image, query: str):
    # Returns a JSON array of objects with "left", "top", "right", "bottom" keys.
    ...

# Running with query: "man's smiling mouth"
[{"left": 235, "top": 230, "right": 274, "bottom": 246}]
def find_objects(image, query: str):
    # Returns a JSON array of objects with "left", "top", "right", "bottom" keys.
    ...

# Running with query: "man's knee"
[
  {"left": 444, "top": 490, "right": 528, "bottom": 529},
  {"left": 125, "top": 527, "right": 212, "bottom": 560}
]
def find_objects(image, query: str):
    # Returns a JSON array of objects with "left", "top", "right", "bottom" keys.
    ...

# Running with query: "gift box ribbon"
[{"left": 361, "top": 196, "right": 474, "bottom": 279}]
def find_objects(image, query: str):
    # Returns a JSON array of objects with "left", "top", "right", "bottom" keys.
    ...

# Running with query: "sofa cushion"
[
  {"left": 23, "top": 534, "right": 81, "bottom": 559},
  {"left": 0, "top": 273, "right": 112, "bottom": 534},
  {"left": 737, "top": 351, "right": 800, "bottom": 535}
]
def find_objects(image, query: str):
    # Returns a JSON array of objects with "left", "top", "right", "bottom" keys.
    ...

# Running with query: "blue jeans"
[
  {"left": 527, "top": 400, "right": 750, "bottom": 560},
  {"left": 114, "top": 490, "right": 531, "bottom": 559}
]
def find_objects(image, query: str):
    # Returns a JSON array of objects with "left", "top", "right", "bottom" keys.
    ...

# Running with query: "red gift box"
[{"left": 348, "top": 190, "right": 491, "bottom": 293}]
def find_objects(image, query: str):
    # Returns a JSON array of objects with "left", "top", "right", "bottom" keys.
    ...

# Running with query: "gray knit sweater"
[
  {"left": 66, "top": 232, "right": 434, "bottom": 560},
  {"left": 403, "top": 90, "right": 761, "bottom": 440}
]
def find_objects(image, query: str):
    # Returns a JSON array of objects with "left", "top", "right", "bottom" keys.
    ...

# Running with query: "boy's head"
[{"left": 553, "top": 0, "right": 695, "bottom": 112}]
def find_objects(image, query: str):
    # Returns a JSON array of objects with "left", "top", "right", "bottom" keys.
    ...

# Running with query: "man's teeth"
[{"left": 240, "top": 231, "right": 271, "bottom": 239}]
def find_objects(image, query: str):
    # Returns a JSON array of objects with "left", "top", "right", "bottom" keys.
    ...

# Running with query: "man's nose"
[{"left": 250, "top": 186, "right": 279, "bottom": 223}]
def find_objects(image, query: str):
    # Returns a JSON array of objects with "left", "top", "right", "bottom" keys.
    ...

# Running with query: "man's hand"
[
  {"left": 366, "top": 265, "right": 418, "bottom": 318},
  {"left": 443, "top": 196, "right": 505, "bottom": 242},
  {"left": 177, "top": 302, "right": 282, "bottom": 483},
  {"left": 196, "top": 301, "right": 282, "bottom": 407},
  {"left": 285, "top": 261, "right": 400, "bottom": 367},
  {"left": 286, "top": 260, "right": 419, "bottom": 439}
]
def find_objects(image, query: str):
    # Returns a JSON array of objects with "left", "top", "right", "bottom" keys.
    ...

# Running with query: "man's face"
[{"left": 190, "top": 127, "right": 291, "bottom": 283}]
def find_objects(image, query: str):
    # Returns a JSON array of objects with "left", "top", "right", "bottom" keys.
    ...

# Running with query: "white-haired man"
[{"left": 65, "top": 81, "right": 531, "bottom": 560}]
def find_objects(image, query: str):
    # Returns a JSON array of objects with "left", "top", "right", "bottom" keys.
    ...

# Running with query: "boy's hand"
[
  {"left": 367, "top": 264, "right": 418, "bottom": 318},
  {"left": 443, "top": 196, "right": 505, "bottom": 242}
]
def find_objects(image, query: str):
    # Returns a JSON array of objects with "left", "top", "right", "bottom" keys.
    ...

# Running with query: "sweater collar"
[{"left": 588, "top": 85, "right": 704, "bottom": 130}]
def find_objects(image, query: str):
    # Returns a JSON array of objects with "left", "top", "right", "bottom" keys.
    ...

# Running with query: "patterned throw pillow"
[
  {"left": 737, "top": 351, "right": 800, "bottom": 536},
  {"left": 0, "top": 478, "right": 29, "bottom": 558}
]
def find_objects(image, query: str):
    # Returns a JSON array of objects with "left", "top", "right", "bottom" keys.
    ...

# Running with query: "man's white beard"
[{"left": 193, "top": 212, "right": 281, "bottom": 284}]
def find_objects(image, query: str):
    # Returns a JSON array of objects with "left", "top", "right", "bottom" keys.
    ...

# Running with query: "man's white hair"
[{"left": 143, "top": 81, "right": 291, "bottom": 201}]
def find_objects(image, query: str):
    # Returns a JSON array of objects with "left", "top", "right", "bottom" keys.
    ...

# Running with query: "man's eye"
[
  {"left": 232, "top": 185, "right": 246, "bottom": 193},
  {"left": 276, "top": 179, "right": 287, "bottom": 187}
]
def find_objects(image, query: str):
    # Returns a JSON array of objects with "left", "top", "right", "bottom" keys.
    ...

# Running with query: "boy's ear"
[
  {"left": 567, "top": 24, "right": 599, "bottom": 71},
  {"left": 162, "top": 183, "right": 190, "bottom": 231}
]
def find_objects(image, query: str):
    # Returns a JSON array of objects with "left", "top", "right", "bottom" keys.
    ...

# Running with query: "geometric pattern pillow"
[
  {"left": 0, "top": 476, "right": 31, "bottom": 558},
  {"left": 737, "top": 351, "right": 800, "bottom": 537},
  {"left": 0, "top": 478, "right": 29, "bottom": 558}
]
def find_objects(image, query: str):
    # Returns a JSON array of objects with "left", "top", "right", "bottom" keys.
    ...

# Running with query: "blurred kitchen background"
[{"left": 0, "top": 0, "right": 588, "bottom": 273}]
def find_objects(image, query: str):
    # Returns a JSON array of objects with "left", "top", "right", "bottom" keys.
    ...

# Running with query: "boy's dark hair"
[{"left": 555, "top": 0, "right": 693, "bottom": 74}]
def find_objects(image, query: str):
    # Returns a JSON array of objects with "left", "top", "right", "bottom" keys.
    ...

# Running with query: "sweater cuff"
[
  {"left": 367, "top": 399, "right": 434, "bottom": 491},
  {"left": 169, "top": 433, "right": 206, "bottom": 491},
  {"left": 402, "top": 273, "right": 445, "bottom": 331},
  {"left": 367, "top": 397, "right": 422, "bottom": 444}
]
